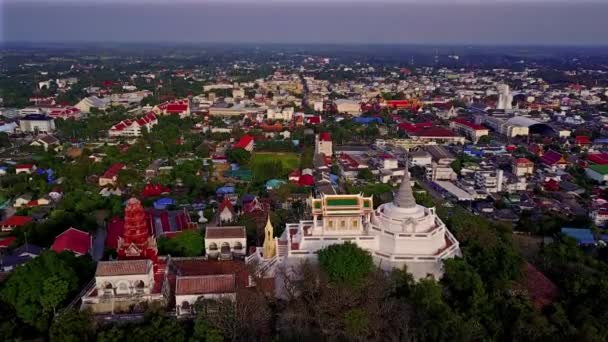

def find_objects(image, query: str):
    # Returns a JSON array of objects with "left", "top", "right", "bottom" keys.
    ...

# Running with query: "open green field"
[{"left": 251, "top": 152, "right": 301, "bottom": 180}]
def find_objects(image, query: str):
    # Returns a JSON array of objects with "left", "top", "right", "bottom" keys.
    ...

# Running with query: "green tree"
[
  {"left": 0, "top": 251, "right": 80, "bottom": 332},
  {"left": 343, "top": 308, "right": 369, "bottom": 339},
  {"left": 357, "top": 168, "right": 375, "bottom": 181},
  {"left": 191, "top": 314, "right": 224, "bottom": 342},
  {"left": 49, "top": 309, "right": 93, "bottom": 342},
  {"left": 318, "top": 242, "right": 374, "bottom": 287},
  {"left": 226, "top": 148, "right": 251, "bottom": 166},
  {"left": 41, "top": 275, "right": 71, "bottom": 316},
  {"left": 157, "top": 230, "right": 204, "bottom": 257}
]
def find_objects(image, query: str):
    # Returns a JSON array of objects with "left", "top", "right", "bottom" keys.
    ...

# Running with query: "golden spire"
[{"left": 263, "top": 214, "right": 276, "bottom": 259}]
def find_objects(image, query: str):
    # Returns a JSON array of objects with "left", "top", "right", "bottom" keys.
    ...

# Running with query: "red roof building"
[
  {"left": 0, "top": 216, "right": 33, "bottom": 232},
  {"left": 306, "top": 116, "right": 321, "bottom": 125},
  {"left": 588, "top": 153, "right": 608, "bottom": 165},
  {"left": 541, "top": 150, "right": 568, "bottom": 169},
  {"left": 575, "top": 136, "right": 591, "bottom": 146},
  {"left": 386, "top": 100, "right": 418, "bottom": 110},
  {"left": 156, "top": 99, "right": 190, "bottom": 117},
  {"left": 15, "top": 164, "right": 36, "bottom": 174},
  {"left": 99, "top": 163, "right": 125, "bottom": 186},
  {"left": 51, "top": 227, "right": 91, "bottom": 256},
  {"left": 298, "top": 174, "right": 315, "bottom": 187},
  {"left": 543, "top": 179, "right": 561, "bottom": 192},
  {"left": 0, "top": 236, "right": 17, "bottom": 248},
  {"left": 319, "top": 132, "right": 332, "bottom": 142},
  {"left": 142, "top": 183, "right": 171, "bottom": 197},
  {"left": 233, "top": 134, "right": 254, "bottom": 152}
]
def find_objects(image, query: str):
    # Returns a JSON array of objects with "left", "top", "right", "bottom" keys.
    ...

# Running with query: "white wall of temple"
[
  {"left": 296, "top": 235, "right": 378, "bottom": 254},
  {"left": 95, "top": 273, "right": 154, "bottom": 295},
  {"left": 375, "top": 225, "right": 448, "bottom": 255},
  {"left": 319, "top": 216, "right": 364, "bottom": 235}
]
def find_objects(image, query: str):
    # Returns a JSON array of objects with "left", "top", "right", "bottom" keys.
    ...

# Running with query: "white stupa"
[{"left": 276, "top": 166, "right": 461, "bottom": 279}]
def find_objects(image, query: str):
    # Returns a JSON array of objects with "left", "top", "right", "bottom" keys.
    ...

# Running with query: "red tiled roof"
[
  {"left": 51, "top": 227, "right": 91, "bottom": 255},
  {"left": 0, "top": 236, "right": 17, "bottom": 248},
  {"left": 166, "top": 104, "right": 188, "bottom": 113},
  {"left": 0, "top": 216, "right": 33, "bottom": 227},
  {"left": 298, "top": 174, "right": 315, "bottom": 186},
  {"left": 541, "top": 150, "right": 566, "bottom": 166},
  {"left": 397, "top": 121, "right": 433, "bottom": 133},
  {"left": 588, "top": 153, "right": 608, "bottom": 165},
  {"left": 575, "top": 136, "right": 591, "bottom": 145},
  {"left": 102, "top": 163, "right": 125, "bottom": 179},
  {"left": 205, "top": 226, "right": 246, "bottom": 239},
  {"left": 175, "top": 274, "right": 236, "bottom": 295},
  {"left": 452, "top": 118, "right": 487, "bottom": 131},
  {"left": 96, "top": 259, "right": 153, "bottom": 276},
  {"left": 414, "top": 127, "right": 456, "bottom": 137},
  {"left": 515, "top": 158, "right": 533, "bottom": 165},
  {"left": 15, "top": 164, "right": 35, "bottom": 170},
  {"left": 234, "top": 134, "right": 254, "bottom": 149},
  {"left": 307, "top": 116, "right": 321, "bottom": 124}
]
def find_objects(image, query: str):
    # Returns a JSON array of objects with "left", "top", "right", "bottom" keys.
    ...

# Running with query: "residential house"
[
  {"left": 233, "top": 134, "right": 254, "bottom": 152},
  {"left": 541, "top": 150, "right": 568, "bottom": 171},
  {"left": 0, "top": 215, "right": 33, "bottom": 232},
  {"left": 99, "top": 163, "right": 125, "bottom": 187},
  {"left": 30, "top": 135, "right": 60, "bottom": 151},
  {"left": 512, "top": 158, "right": 534, "bottom": 177},
  {"left": 51, "top": 228, "right": 92, "bottom": 256},
  {"left": 15, "top": 163, "right": 37, "bottom": 174}
]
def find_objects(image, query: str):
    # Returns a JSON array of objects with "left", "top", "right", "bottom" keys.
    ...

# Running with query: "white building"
[
  {"left": 175, "top": 275, "right": 236, "bottom": 316},
  {"left": 334, "top": 99, "right": 362, "bottom": 116},
  {"left": 409, "top": 150, "right": 432, "bottom": 167},
  {"left": 205, "top": 226, "right": 247, "bottom": 260},
  {"left": 267, "top": 107, "right": 294, "bottom": 121},
  {"left": 497, "top": 84, "right": 513, "bottom": 111},
  {"left": 474, "top": 169, "right": 504, "bottom": 193},
  {"left": 512, "top": 158, "right": 534, "bottom": 177},
  {"left": 315, "top": 132, "right": 333, "bottom": 157},
  {"left": 277, "top": 171, "right": 461, "bottom": 279},
  {"left": 19, "top": 114, "right": 55, "bottom": 133},
  {"left": 108, "top": 112, "right": 158, "bottom": 138},
  {"left": 81, "top": 259, "right": 163, "bottom": 313},
  {"left": 75, "top": 96, "right": 110, "bottom": 113}
]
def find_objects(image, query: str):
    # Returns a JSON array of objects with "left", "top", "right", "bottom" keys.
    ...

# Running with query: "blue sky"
[{"left": 2, "top": 1, "right": 607, "bottom": 45}]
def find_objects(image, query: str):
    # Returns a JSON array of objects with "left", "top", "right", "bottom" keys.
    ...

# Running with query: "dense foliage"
[{"left": 318, "top": 242, "right": 375, "bottom": 287}]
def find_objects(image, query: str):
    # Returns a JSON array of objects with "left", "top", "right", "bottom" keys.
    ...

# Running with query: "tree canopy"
[{"left": 318, "top": 242, "right": 375, "bottom": 287}]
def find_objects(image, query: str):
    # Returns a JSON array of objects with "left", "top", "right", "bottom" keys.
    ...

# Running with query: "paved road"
[{"left": 92, "top": 225, "right": 106, "bottom": 262}]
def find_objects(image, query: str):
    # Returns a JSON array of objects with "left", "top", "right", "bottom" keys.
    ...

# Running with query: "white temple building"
[{"left": 276, "top": 170, "right": 461, "bottom": 279}]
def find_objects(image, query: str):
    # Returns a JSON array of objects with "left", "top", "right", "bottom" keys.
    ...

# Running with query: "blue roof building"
[
  {"left": 154, "top": 197, "right": 175, "bottom": 210},
  {"left": 216, "top": 186, "right": 236, "bottom": 195},
  {"left": 561, "top": 227, "right": 595, "bottom": 245},
  {"left": 265, "top": 179, "right": 286, "bottom": 190},
  {"left": 354, "top": 117, "right": 383, "bottom": 125}
]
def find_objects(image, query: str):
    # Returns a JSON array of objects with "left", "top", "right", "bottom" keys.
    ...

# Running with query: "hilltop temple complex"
[{"left": 275, "top": 170, "right": 461, "bottom": 279}]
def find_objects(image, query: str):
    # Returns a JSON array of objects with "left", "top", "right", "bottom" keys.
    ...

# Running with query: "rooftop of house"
[
  {"left": 95, "top": 259, "right": 153, "bottom": 277},
  {"left": 205, "top": 226, "right": 246, "bottom": 240}
]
